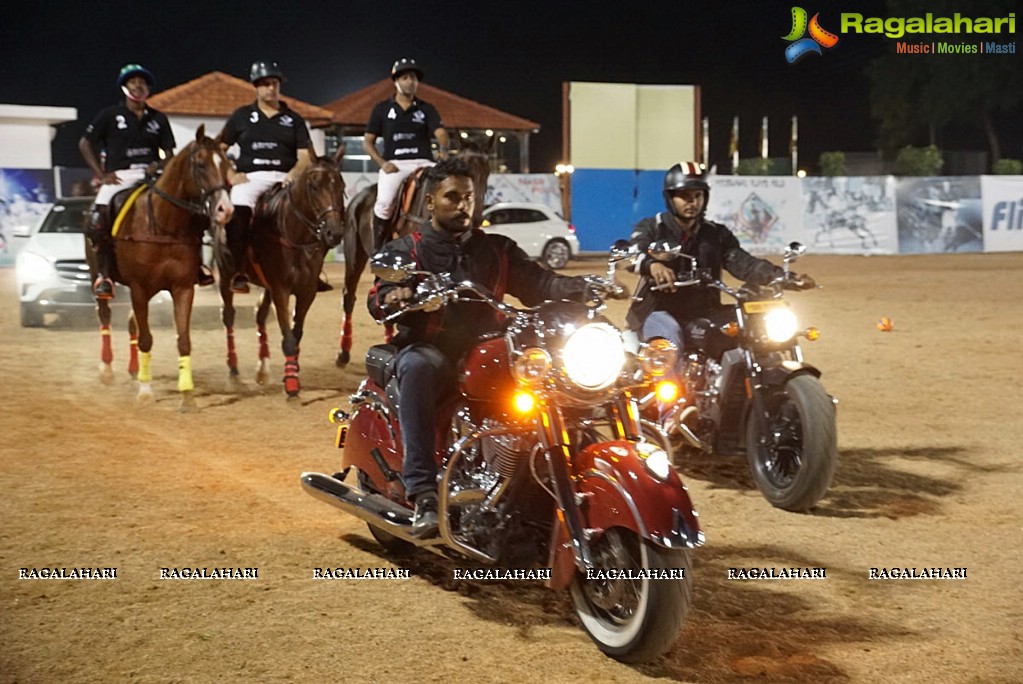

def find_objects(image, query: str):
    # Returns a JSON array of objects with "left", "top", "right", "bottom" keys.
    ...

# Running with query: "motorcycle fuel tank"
[{"left": 460, "top": 336, "right": 515, "bottom": 401}]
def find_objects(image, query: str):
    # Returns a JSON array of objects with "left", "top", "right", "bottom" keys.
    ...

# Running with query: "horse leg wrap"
[
  {"left": 128, "top": 334, "right": 139, "bottom": 376},
  {"left": 258, "top": 327, "right": 270, "bottom": 360},
  {"left": 283, "top": 355, "right": 300, "bottom": 396},
  {"left": 178, "top": 355, "right": 194, "bottom": 393},
  {"left": 138, "top": 351, "right": 152, "bottom": 384},
  {"left": 226, "top": 327, "right": 238, "bottom": 371},
  {"left": 100, "top": 326, "right": 113, "bottom": 365},
  {"left": 340, "top": 316, "right": 353, "bottom": 353}
]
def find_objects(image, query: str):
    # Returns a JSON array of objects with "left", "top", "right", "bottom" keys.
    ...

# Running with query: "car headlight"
[
  {"left": 763, "top": 307, "right": 799, "bottom": 343},
  {"left": 561, "top": 322, "right": 625, "bottom": 391},
  {"left": 16, "top": 251, "right": 55, "bottom": 285}
]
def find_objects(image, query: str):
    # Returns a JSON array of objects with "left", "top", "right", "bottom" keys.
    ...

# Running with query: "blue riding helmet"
[{"left": 117, "top": 64, "right": 155, "bottom": 89}]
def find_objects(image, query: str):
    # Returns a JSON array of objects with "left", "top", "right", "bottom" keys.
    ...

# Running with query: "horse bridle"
[
  {"left": 150, "top": 141, "right": 229, "bottom": 218},
  {"left": 284, "top": 165, "right": 344, "bottom": 244}
]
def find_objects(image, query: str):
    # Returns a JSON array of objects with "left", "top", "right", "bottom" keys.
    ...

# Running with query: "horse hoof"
[
  {"left": 229, "top": 367, "right": 239, "bottom": 377},
  {"left": 178, "top": 392, "right": 197, "bottom": 413},
  {"left": 286, "top": 391, "right": 300, "bottom": 400},
  {"left": 136, "top": 386, "right": 154, "bottom": 404},
  {"left": 335, "top": 351, "right": 350, "bottom": 367},
  {"left": 99, "top": 364, "right": 114, "bottom": 385}
]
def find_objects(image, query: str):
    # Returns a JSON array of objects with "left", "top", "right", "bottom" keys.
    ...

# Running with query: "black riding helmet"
[
  {"left": 390, "top": 57, "right": 424, "bottom": 81},
  {"left": 663, "top": 161, "right": 710, "bottom": 215},
  {"left": 249, "top": 61, "right": 285, "bottom": 83},
  {"left": 117, "top": 63, "right": 155, "bottom": 89}
]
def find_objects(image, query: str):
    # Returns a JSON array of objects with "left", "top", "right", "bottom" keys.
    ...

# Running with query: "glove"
[
  {"left": 788, "top": 273, "right": 817, "bottom": 290},
  {"left": 382, "top": 286, "right": 413, "bottom": 312}
]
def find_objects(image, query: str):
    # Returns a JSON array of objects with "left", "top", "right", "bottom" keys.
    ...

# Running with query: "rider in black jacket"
[{"left": 368, "top": 158, "right": 592, "bottom": 536}]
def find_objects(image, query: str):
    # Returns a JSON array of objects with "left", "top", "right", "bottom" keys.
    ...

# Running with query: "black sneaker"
[
  {"left": 316, "top": 277, "right": 333, "bottom": 292},
  {"left": 411, "top": 492, "right": 439, "bottom": 538},
  {"left": 197, "top": 265, "right": 215, "bottom": 287}
]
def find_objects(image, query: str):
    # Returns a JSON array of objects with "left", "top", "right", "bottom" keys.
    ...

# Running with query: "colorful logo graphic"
[{"left": 783, "top": 7, "right": 839, "bottom": 63}]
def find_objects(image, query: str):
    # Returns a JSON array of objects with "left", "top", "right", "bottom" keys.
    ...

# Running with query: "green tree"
[
  {"left": 867, "top": 0, "right": 1022, "bottom": 162},
  {"left": 819, "top": 152, "right": 846, "bottom": 176}
]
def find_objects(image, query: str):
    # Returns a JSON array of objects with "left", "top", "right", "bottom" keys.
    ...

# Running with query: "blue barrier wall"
[{"left": 571, "top": 169, "right": 666, "bottom": 250}]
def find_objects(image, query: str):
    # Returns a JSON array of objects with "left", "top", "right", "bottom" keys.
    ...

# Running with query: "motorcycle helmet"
[
  {"left": 663, "top": 161, "right": 710, "bottom": 214},
  {"left": 390, "top": 57, "right": 424, "bottom": 81},
  {"left": 116, "top": 63, "right": 155, "bottom": 89},
  {"left": 249, "top": 61, "right": 285, "bottom": 84}
]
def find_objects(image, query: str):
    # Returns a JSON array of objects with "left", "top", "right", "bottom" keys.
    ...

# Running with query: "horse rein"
[
  {"left": 149, "top": 141, "right": 229, "bottom": 220},
  {"left": 283, "top": 166, "right": 344, "bottom": 245}
]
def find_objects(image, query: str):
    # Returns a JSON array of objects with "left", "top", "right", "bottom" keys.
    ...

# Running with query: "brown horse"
[
  {"left": 216, "top": 150, "right": 346, "bottom": 397},
  {"left": 334, "top": 136, "right": 492, "bottom": 366},
  {"left": 91, "top": 125, "right": 234, "bottom": 409}
]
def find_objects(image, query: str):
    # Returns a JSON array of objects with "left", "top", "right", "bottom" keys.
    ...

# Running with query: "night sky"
[{"left": 2, "top": 0, "right": 1017, "bottom": 173}]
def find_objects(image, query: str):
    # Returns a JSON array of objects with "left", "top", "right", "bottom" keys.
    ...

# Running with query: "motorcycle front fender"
[
  {"left": 546, "top": 440, "right": 703, "bottom": 590},
  {"left": 759, "top": 359, "right": 822, "bottom": 388}
]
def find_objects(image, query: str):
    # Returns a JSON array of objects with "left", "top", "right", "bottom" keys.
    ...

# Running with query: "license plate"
[
  {"left": 335, "top": 425, "right": 348, "bottom": 449},
  {"left": 743, "top": 300, "right": 787, "bottom": 314}
]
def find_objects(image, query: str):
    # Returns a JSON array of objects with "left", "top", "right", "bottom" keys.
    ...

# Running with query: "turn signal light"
[
  {"left": 655, "top": 380, "right": 680, "bottom": 403},
  {"left": 513, "top": 390, "right": 536, "bottom": 414},
  {"left": 723, "top": 322, "right": 739, "bottom": 337},
  {"left": 805, "top": 327, "right": 820, "bottom": 341}
]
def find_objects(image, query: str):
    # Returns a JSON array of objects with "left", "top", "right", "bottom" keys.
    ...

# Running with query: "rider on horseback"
[
  {"left": 80, "top": 64, "right": 192, "bottom": 299},
  {"left": 218, "top": 61, "right": 331, "bottom": 294},
  {"left": 363, "top": 57, "right": 450, "bottom": 241}
]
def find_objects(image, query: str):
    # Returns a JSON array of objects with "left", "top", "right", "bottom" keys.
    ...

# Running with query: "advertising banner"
[
  {"left": 980, "top": 176, "right": 1023, "bottom": 253},
  {"left": 803, "top": 176, "right": 897, "bottom": 254},
  {"left": 706, "top": 176, "right": 805, "bottom": 255},
  {"left": 895, "top": 177, "right": 982, "bottom": 253}
]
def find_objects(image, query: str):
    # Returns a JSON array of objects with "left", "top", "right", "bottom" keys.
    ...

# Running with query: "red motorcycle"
[{"left": 301, "top": 251, "right": 703, "bottom": 663}]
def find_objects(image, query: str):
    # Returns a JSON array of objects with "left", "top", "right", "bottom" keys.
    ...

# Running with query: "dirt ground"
[{"left": 1, "top": 252, "right": 1021, "bottom": 683}]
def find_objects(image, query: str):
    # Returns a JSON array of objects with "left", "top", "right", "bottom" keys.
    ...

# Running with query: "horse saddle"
[
  {"left": 110, "top": 183, "right": 150, "bottom": 237},
  {"left": 389, "top": 167, "right": 430, "bottom": 236}
]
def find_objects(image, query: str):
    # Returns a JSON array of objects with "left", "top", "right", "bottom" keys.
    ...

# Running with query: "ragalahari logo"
[{"left": 783, "top": 7, "right": 840, "bottom": 63}]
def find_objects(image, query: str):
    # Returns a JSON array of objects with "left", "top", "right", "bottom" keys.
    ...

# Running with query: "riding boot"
[
  {"left": 88, "top": 205, "right": 115, "bottom": 300},
  {"left": 372, "top": 214, "right": 390, "bottom": 245},
  {"left": 227, "top": 206, "right": 253, "bottom": 293},
  {"left": 197, "top": 264, "right": 215, "bottom": 287},
  {"left": 316, "top": 272, "right": 333, "bottom": 292}
]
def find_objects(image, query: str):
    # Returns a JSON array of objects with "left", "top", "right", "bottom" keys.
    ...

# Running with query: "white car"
[
  {"left": 13, "top": 196, "right": 172, "bottom": 327},
  {"left": 481, "top": 202, "right": 580, "bottom": 269}
]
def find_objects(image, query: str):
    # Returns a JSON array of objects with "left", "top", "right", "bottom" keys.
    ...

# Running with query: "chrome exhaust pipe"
[{"left": 300, "top": 472, "right": 439, "bottom": 546}]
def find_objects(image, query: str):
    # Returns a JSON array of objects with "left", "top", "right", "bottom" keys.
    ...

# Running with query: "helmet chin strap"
[{"left": 121, "top": 85, "right": 147, "bottom": 104}]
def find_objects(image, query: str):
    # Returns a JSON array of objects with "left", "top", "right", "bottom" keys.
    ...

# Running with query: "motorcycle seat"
[{"left": 365, "top": 344, "right": 398, "bottom": 388}]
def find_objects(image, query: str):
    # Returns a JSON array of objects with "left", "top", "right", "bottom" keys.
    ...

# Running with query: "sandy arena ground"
[{"left": 1, "top": 252, "right": 1021, "bottom": 683}]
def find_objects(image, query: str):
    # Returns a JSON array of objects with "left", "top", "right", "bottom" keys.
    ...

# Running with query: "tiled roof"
[
  {"left": 147, "top": 71, "right": 336, "bottom": 128},
  {"left": 322, "top": 80, "right": 539, "bottom": 133}
]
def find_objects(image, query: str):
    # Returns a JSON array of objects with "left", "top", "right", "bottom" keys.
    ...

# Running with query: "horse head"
[
  {"left": 184, "top": 124, "right": 234, "bottom": 226},
  {"left": 289, "top": 147, "right": 347, "bottom": 247},
  {"left": 454, "top": 134, "right": 493, "bottom": 226}
]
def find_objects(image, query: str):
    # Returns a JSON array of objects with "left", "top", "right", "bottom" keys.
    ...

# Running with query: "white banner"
[
  {"left": 706, "top": 176, "right": 805, "bottom": 255},
  {"left": 981, "top": 176, "right": 1023, "bottom": 253},
  {"left": 802, "top": 176, "right": 897, "bottom": 255}
]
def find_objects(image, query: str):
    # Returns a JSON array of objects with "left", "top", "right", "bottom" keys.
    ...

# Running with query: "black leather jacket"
[{"left": 626, "top": 212, "right": 783, "bottom": 330}]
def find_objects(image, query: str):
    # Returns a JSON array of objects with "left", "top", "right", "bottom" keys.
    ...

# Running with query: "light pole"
[{"left": 555, "top": 163, "right": 575, "bottom": 222}]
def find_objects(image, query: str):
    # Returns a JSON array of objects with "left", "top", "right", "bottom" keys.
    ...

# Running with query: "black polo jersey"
[
  {"left": 82, "top": 104, "right": 175, "bottom": 171},
  {"left": 366, "top": 97, "right": 443, "bottom": 161},
  {"left": 220, "top": 101, "right": 312, "bottom": 173}
]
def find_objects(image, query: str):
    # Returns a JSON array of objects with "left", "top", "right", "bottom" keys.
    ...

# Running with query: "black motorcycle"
[{"left": 626, "top": 241, "right": 838, "bottom": 512}]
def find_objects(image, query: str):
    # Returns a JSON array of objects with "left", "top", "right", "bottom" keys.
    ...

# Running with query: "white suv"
[{"left": 481, "top": 202, "right": 580, "bottom": 269}]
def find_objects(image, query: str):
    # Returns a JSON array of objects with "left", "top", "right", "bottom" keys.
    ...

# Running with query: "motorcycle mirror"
[
  {"left": 370, "top": 252, "right": 418, "bottom": 283},
  {"left": 608, "top": 239, "right": 635, "bottom": 262},
  {"left": 647, "top": 241, "right": 682, "bottom": 262}
]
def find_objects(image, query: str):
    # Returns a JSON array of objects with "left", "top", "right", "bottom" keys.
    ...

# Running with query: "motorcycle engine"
[{"left": 480, "top": 418, "right": 535, "bottom": 479}]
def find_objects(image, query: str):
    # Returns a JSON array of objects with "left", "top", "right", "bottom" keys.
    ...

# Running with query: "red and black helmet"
[
  {"left": 390, "top": 57, "right": 424, "bottom": 81},
  {"left": 663, "top": 161, "right": 710, "bottom": 213}
]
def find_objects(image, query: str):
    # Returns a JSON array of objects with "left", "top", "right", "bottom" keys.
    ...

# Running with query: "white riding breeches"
[
  {"left": 230, "top": 171, "right": 288, "bottom": 208},
  {"left": 95, "top": 168, "right": 148, "bottom": 206},
  {"left": 374, "top": 158, "right": 435, "bottom": 220}
]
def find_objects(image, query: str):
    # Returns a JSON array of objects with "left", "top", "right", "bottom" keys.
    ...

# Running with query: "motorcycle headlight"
[
  {"left": 637, "top": 441, "right": 672, "bottom": 481},
  {"left": 513, "top": 347, "right": 552, "bottom": 386},
  {"left": 638, "top": 338, "right": 678, "bottom": 377},
  {"left": 16, "top": 251, "right": 55, "bottom": 285},
  {"left": 764, "top": 308, "right": 799, "bottom": 343},
  {"left": 561, "top": 322, "right": 625, "bottom": 391}
]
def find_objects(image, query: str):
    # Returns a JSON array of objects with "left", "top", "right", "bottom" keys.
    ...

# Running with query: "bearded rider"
[
  {"left": 626, "top": 162, "right": 816, "bottom": 396},
  {"left": 79, "top": 64, "right": 206, "bottom": 299},
  {"left": 367, "top": 158, "right": 601, "bottom": 537}
]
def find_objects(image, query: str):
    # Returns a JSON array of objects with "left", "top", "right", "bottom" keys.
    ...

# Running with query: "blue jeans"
[{"left": 394, "top": 343, "right": 457, "bottom": 500}]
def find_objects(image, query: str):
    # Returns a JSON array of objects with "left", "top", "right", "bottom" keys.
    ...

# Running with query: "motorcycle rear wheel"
[
  {"left": 569, "top": 527, "right": 692, "bottom": 663},
  {"left": 746, "top": 374, "right": 837, "bottom": 512}
]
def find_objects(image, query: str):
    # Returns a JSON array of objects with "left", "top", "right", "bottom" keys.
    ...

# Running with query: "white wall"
[{"left": 0, "top": 105, "right": 77, "bottom": 168}]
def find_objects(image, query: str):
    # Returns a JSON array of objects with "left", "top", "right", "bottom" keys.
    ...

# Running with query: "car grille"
[{"left": 55, "top": 260, "right": 92, "bottom": 284}]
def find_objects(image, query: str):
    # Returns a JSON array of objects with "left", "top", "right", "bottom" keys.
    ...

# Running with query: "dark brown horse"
[
  {"left": 90, "top": 125, "right": 234, "bottom": 409},
  {"left": 334, "top": 136, "right": 492, "bottom": 366},
  {"left": 216, "top": 149, "right": 346, "bottom": 397}
]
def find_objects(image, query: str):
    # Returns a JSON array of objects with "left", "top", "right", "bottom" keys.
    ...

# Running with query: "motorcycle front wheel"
[
  {"left": 569, "top": 527, "right": 692, "bottom": 663},
  {"left": 746, "top": 374, "right": 838, "bottom": 512}
]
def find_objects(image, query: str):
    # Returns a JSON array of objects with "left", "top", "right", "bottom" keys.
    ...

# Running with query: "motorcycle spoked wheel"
[
  {"left": 746, "top": 374, "right": 838, "bottom": 512},
  {"left": 357, "top": 470, "right": 416, "bottom": 554},
  {"left": 569, "top": 527, "right": 693, "bottom": 663}
]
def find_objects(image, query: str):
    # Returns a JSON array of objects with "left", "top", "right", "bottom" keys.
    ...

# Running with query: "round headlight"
[
  {"left": 513, "top": 347, "right": 552, "bottom": 385},
  {"left": 561, "top": 323, "right": 625, "bottom": 391},
  {"left": 764, "top": 307, "right": 799, "bottom": 343},
  {"left": 638, "top": 337, "right": 678, "bottom": 377}
]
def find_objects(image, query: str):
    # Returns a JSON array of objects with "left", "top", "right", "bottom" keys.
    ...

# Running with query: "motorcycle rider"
[
  {"left": 626, "top": 162, "right": 816, "bottom": 404},
  {"left": 79, "top": 64, "right": 212, "bottom": 299},
  {"left": 367, "top": 158, "right": 597, "bottom": 537}
]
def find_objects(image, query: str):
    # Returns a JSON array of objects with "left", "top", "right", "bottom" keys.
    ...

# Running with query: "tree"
[{"left": 867, "top": 0, "right": 1023, "bottom": 162}]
